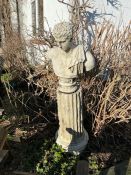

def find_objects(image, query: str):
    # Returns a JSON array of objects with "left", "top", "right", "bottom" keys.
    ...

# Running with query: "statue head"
[{"left": 52, "top": 22, "right": 73, "bottom": 52}]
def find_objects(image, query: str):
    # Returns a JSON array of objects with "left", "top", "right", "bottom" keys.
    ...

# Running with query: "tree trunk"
[{"left": 1, "top": 0, "right": 12, "bottom": 39}]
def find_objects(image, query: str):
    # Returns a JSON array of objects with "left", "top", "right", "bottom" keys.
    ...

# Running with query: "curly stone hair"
[{"left": 52, "top": 22, "right": 73, "bottom": 41}]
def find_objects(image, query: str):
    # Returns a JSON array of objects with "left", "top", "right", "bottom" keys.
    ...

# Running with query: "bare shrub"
[
  {"left": 82, "top": 21, "right": 131, "bottom": 135},
  {"left": 3, "top": 33, "right": 28, "bottom": 72}
]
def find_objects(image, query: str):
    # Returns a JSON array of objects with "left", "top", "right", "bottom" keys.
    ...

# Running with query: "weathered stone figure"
[{"left": 46, "top": 22, "right": 95, "bottom": 153}]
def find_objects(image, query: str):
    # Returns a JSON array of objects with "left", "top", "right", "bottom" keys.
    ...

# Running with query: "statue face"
[{"left": 57, "top": 38, "right": 71, "bottom": 52}]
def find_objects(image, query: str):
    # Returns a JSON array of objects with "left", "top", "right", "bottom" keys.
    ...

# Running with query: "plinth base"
[{"left": 56, "top": 129, "right": 89, "bottom": 155}]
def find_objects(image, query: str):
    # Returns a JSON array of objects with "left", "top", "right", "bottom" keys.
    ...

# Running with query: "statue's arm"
[{"left": 84, "top": 51, "right": 95, "bottom": 71}]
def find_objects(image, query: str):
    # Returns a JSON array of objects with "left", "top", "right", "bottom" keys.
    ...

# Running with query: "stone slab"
[
  {"left": 99, "top": 158, "right": 131, "bottom": 175},
  {"left": 76, "top": 160, "right": 89, "bottom": 175}
]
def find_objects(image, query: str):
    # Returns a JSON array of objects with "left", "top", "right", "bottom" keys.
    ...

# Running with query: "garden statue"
[{"left": 46, "top": 22, "right": 95, "bottom": 154}]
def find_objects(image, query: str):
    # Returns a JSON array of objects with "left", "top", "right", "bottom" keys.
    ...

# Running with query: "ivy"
[{"left": 36, "top": 141, "right": 78, "bottom": 175}]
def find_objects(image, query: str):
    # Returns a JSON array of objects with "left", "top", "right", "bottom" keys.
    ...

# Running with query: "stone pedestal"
[{"left": 56, "top": 86, "right": 89, "bottom": 154}]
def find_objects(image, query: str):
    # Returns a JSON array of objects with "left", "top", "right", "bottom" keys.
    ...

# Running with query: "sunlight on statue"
[{"left": 46, "top": 22, "right": 95, "bottom": 154}]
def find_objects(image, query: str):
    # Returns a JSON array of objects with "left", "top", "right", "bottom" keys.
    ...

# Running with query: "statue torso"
[
  {"left": 46, "top": 45, "right": 85, "bottom": 78},
  {"left": 46, "top": 44, "right": 95, "bottom": 93}
]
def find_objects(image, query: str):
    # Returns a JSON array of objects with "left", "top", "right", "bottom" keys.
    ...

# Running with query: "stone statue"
[{"left": 46, "top": 22, "right": 95, "bottom": 154}]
